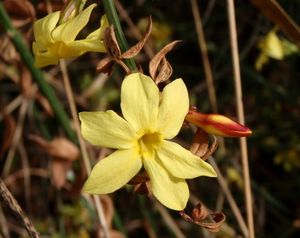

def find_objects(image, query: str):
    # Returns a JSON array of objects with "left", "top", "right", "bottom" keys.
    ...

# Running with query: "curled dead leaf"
[
  {"left": 96, "top": 56, "right": 115, "bottom": 76},
  {"left": 180, "top": 203, "right": 226, "bottom": 233},
  {"left": 154, "top": 57, "right": 173, "bottom": 84},
  {"left": 121, "top": 16, "right": 152, "bottom": 59},
  {"left": 190, "top": 128, "right": 218, "bottom": 160},
  {"left": 104, "top": 26, "right": 122, "bottom": 58},
  {"left": 149, "top": 40, "right": 181, "bottom": 82}
]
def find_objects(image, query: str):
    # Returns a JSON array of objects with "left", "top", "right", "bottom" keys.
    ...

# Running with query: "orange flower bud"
[{"left": 185, "top": 110, "right": 252, "bottom": 137}]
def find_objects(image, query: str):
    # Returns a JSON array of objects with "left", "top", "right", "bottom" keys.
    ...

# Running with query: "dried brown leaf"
[
  {"left": 29, "top": 135, "right": 79, "bottom": 161},
  {"left": 51, "top": 159, "right": 71, "bottom": 189},
  {"left": 154, "top": 57, "right": 173, "bottom": 84},
  {"left": 190, "top": 128, "right": 209, "bottom": 157},
  {"left": 121, "top": 16, "right": 152, "bottom": 59},
  {"left": 104, "top": 26, "right": 121, "bottom": 58},
  {"left": 180, "top": 203, "right": 225, "bottom": 233},
  {"left": 251, "top": 0, "right": 300, "bottom": 47},
  {"left": 47, "top": 138, "right": 79, "bottom": 161},
  {"left": 96, "top": 57, "right": 114, "bottom": 76},
  {"left": 197, "top": 212, "right": 226, "bottom": 232},
  {"left": 191, "top": 203, "right": 209, "bottom": 221},
  {"left": 0, "top": 115, "right": 16, "bottom": 157},
  {"left": 149, "top": 40, "right": 181, "bottom": 80}
]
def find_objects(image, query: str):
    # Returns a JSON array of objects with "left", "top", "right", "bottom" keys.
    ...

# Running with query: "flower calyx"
[{"left": 97, "top": 17, "right": 153, "bottom": 75}]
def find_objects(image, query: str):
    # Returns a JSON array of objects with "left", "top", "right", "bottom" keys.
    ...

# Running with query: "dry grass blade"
[
  {"left": 0, "top": 179, "right": 41, "bottom": 238},
  {"left": 59, "top": 60, "right": 111, "bottom": 238},
  {"left": 190, "top": 0, "right": 218, "bottom": 113},
  {"left": 251, "top": 0, "right": 300, "bottom": 47},
  {"left": 153, "top": 201, "right": 185, "bottom": 238},
  {"left": 227, "top": 0, "right": 255, "bottom": 237}
]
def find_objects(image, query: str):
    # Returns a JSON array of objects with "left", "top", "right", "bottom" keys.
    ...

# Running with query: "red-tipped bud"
[{"left": 185, "top": 110, "right": 252, "bottom": 137}]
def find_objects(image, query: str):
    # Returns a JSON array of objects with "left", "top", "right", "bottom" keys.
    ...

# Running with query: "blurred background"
[{"left": 0, "top": 0, "right": 300, "bottom": 237}]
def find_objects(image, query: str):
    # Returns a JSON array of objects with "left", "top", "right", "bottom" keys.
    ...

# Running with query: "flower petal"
[
  {"left": 65, "top": 39, "right": 106, "bottom": 55},
  {"left": 157, "top": 78, "right": 189, "bottom": 139},
  {"left": 121, "top": 73, "right": 159, "bottom": 133},
  {"left": 83, "top": 148, "right": 142, "bottom": 194},
  {"left": 33, "top": 11, "right": 60, "bottom": 49},
  {"left": 157, "top": 140, "right": 217, "bottom": 179},
  {"left": 33, "top": 42, "right": 59, "bottom": 68},
  {"left": 86, "top": 15, "right": 109, "bottom": 40},
  {"left": 52, "top": 4, "right": 96, "bottom": 42},
  {"left": 143, "top": 154, "right": 189, "bottom": 210},
  {"left": 79, "top": 110, "right": 137, "bottom": 149}
]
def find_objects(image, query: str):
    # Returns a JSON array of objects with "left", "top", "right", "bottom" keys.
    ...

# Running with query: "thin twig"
[
  {"left": 0, "top": 205, "right": 11, "bottom": 238},
  {"left": 59, "top": 60, "right": 111, "bottom": 238},
  {"left": 2, "top": 100, "right": 28, "bottom": 177},
  {"left": 226, "top": 0, "right": 255, "bottom": 237},
  {"left": 208, "top": 158, "right": 249, "bottom": 237},
  {"left": 0, "top": 95, "right": 23, "bottom": 121},
  {"left": 0, "top": 179, "right": 41, "bottom": 238},
  {"left": 153, "top": 201, "right": 185, "bottom": 238},
  {"left": 190, "top": 0, "right": 218, "bottom": 113}
]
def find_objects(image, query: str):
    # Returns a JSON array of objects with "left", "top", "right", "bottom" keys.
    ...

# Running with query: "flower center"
[{"left": 138, "top": 132, "right": 162, "bottom": 156}]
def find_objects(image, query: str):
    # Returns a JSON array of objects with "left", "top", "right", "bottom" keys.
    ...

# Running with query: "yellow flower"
[
  {"left": 79, "top": 73, "right": 216, "bottom": 210},
  {"left": 255, "top": 29, "right": 284, "bottom": 71},
  {"left": 32, "top": 4, "right": 108, "bottom": 68}
]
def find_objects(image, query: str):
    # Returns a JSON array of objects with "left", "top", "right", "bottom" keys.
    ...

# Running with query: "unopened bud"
[{"left": 185, "top": 110, "right": 252, "bottom": 137}]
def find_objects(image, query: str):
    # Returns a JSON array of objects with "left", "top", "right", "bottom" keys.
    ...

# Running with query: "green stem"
[
  {"left": 0, "top": 3, "right": 76, "bottom": 142},
  {"left": 102, "top": 0, "right": 137, "bottom": 72}
]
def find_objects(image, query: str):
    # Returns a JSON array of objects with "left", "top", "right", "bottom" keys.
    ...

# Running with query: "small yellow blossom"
[
  {"left": 79, "top": 73, "right": 216, "bottom": 210},
  {"left": 32, "top": 4, "right": 108, "bottom": 68}
]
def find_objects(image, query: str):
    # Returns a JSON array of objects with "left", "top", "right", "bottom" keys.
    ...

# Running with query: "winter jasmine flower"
[{"left": 79, "top": 73, "right": 216, "bottom": 210}]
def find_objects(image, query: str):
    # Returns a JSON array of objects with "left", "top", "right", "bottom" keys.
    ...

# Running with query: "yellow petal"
[
  {"left": 262, "top": 31, "right": 284, "bottom": 59},
  {"left": 79, "top": 110, "right": 137, "bottom": 149},
  {"left": 121, "top": 73, "right": 159, "bottom": 133},
  {"left": 157, "top": 79, "right": 189, "bottom": 139},
  {"left": 157, "top": 140, "right": 217, "bottom": 179},
  {"left": 86, "top": 15, "right": 109, "bottom": 40},
  {"left": 143, "top": 154, "right": 189, "bottom": 210},
  {"left": 33, "top": 11, "right": 60, "bottom": 49},
  {"left": 83, "top": 148, "right": 142, "bottom": 194},
  {"left": 33, "top": 42, "right": 59, "bottom": 68},
  {"left": 52, "top": 4, "right": 97, "bottom": 42},
  {"left": 65, "top": 39, "right": 106, "bottom": 55}
]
